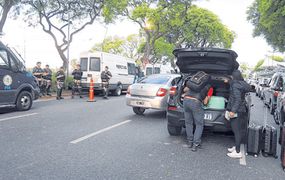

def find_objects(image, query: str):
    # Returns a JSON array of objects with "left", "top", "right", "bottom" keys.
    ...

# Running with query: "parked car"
[
  {"left": 256, "top": 77, "right": 270, "bottom": 99},
  {"left": 126, "top": 74, "right": 180, "bottom": 115},
  {"left": 263, "top": 72, "right": 285, "bottom": 115},
  {"left": 0, "top": 41, "right": 40, "bottom": 111},
  {"left": 166, "top": 48, "right": 252, "bottom": 137},
  {"left": 272, "top": 74, "right": 285, "bottom": 124}
]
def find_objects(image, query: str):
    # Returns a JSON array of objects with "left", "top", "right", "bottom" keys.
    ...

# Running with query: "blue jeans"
[{"left": 183, "top": 99, "right": 205, "bottom": 145}]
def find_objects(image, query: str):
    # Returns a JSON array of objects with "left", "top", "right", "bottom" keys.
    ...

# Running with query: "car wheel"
[
  {"left": 16, "top": 91, "right": 33, "bottom": 111},
  {"left": 113, "top": 85, "right": 122, "bottom": 96},
  {"left": 167, "top": 124, "right": 182, "bottom": 136},
  {"left": 270, "top": 101, "right": 275, "bottom": 115},
  {"left": 133, "top": 107, "right": 145, "bottom": 115}
]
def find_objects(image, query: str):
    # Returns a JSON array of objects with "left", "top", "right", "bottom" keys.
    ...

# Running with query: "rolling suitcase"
[
  {"left": 261, "top": 125, "right": 278, "bottom": 158},
  {"left": 246, "top": 124, "right": 262, "bottom": 157},
  {"left": 280, "top": 123, "right": 285, "bottom": 171}
]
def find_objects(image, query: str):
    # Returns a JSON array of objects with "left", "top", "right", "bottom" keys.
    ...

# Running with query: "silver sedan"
[{"left": 126, "top": 74, "right": 180, "bottom": 115}]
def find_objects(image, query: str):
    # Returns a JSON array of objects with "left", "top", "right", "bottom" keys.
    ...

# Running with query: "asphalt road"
[{"left": 0, "top": 94, "right": 284, "bottom": 180}]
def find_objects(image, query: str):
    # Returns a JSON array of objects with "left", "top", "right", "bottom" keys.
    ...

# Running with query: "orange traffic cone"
[{"left": 87, "top": 78, "right": 96, "bottom": 102}]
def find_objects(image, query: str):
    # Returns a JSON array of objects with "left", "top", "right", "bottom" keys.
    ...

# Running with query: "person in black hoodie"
[{"left": 226, "top": 70, "right": 251, "bottom": 158}]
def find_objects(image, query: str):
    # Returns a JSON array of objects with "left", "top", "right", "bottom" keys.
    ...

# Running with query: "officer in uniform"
[
  {"left": 71, "top": 64, "right": 83, "bottom": 99},
  {"left": 56, "top": 67, "right": 65, "bottom": 100},
  {"left": 43, "top": 64, "right": 52, "bottom": 96},
  {"left": 32, "top": 62, "right": 44, "bottom": 96},
  {"left": 101, "top": 66, "right": 112, "bottom": 99}
]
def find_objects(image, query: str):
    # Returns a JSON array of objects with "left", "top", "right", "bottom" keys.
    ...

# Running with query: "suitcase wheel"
[
  {"left": 274, "top": 155, "right": 278, "bottom": 159},
  {"left": 254, "top": 154, "right": 258, "bottom": 158}
]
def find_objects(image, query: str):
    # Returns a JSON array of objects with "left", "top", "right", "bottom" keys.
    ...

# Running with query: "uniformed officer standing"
[
  {"left": 43, "top": 64, "right": 52, "bottom": 96},
  {"left": 101, "top": 66, "right": 112, "bottom": 99},
  {"left": 56, "top": 67, "right": 65, "bottom": 100},
  {"left": 71, "top": 64, "right": 83, "bottom": 99},
  {"left": 32, "top": 62, "right": 44, "bottom": 96}
]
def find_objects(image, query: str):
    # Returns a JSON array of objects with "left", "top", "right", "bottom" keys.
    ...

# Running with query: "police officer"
[
  {"left": 56, "top": 67, "right": 65, "bottom": 100},
  {"left": 43, "top": 64, "right": 52, "bottom": 96},
  {"left": 101, "top": 66, "right": 112, "bottom": 99},
  {"left": 32, "top": 62, "right": 44, "bottom": 96},
  {"left": 71, "top": 64, "right": 83, "bottom": 99},
  {"left": 183, "top": 71, "right": 211, "bottom": 152}
]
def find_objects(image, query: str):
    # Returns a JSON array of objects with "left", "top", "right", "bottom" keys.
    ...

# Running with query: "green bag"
[{"left": 204, "top": 96, "right": 226, "bottom": 110}]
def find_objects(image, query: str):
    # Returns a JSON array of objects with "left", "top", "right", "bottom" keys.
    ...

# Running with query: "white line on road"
[
  {"left": 0, "top": 113, "right": 38, "bottom": 122},
  {"left": 70, "top": 120, "right": 132, "bottom": 144},
  {"left": 240, "top": 144, "right": 247, "bottom": 166}
]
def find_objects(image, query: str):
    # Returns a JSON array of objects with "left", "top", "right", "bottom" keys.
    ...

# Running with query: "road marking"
[
  {"left": 0, "top": 113, "right": 38, "bottom": 122},
  {"left": 70, "top": 120, "right": 132, "bottom": 144},
  {"left": 240, "top": 144, "right": 247, "bottom": 166}
]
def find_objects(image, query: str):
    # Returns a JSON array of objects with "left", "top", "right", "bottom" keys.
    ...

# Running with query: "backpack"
[{"left": 186, "top": 71, "right": 210, "bottom": 92}]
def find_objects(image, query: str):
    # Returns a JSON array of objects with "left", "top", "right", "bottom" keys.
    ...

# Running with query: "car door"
[{"left": 0, "top": 49, "right": 17, "bottom": 105}]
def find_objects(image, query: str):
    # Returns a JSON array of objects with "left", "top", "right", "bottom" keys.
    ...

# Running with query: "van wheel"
[
  {"left": 16, "top": 91, "right": 33, "bottom": 111},
  {"left": 167, "top": 124, "right": 182, "bottom": 136},
  {"left": 133, "top": 107, "right": 145, "bottom": 115},
  {"left": 113, "top": 85, "right": 122, "bottom": 96}
]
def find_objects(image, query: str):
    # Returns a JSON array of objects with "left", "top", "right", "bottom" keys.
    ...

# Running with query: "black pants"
[{"left": 230, "top": 112, "right": 246, "bottom": 153}]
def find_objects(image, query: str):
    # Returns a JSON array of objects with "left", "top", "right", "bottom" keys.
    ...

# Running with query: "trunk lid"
[
  {"left": 174, "top": 48, "right": 239, "bottom": 74},
  {"left": 130, "top": 84, "right": 166, "bottom": 97}
]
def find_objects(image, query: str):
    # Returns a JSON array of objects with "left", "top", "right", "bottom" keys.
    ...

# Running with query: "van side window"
[
  {"left": 0, "top": 49, "right": 9, "bottom": 68},
  {"left": 154, "top": 67, "right": 160, "bottom": 74},
  {"left": 89, "top": 57, "right": 100, "bottom": 71},
  {"left": 80, "top": 58, "right": 88, "bottom": 71},
  {"left": 127, "top": 63, "right": 136, "bottom": 75}
]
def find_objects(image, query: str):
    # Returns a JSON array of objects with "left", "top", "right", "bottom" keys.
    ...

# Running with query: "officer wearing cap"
[
  {"left": 71, "top": 64, "right": 83, "bottom": 99},
  {"left": 101, "top": 66, "right": 112, "bottom": 99},
  {"left": 43, "top": 64, "right": 52, "bottom": 96},
  {"left": 32, "top": 62, "right": 44, "bottom": 96}
]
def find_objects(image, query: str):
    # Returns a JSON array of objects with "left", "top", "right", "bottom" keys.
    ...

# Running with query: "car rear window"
[{"left": 139, "top": 76, "right": 170, "bottom": 84}]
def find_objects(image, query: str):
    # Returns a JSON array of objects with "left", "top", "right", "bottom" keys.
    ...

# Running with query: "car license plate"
[
  {"left": 130, "top": 100, "right": 149, "bottom": 107},
  {"left": 204, "top": 113, "right": 212, "bottom": 120}
]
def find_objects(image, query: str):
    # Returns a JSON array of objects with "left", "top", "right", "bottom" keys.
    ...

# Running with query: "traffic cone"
[{"left": 87, "top": 78, "right": 96, "bottom": 102}]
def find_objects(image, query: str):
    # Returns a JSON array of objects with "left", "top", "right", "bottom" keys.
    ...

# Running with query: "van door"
[{"left": 0, "top": 49, "right": 17, "bottom": 104}]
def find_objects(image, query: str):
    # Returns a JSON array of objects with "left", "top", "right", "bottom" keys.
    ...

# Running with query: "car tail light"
[
  {"left": 169, "top": 86, "right": 177, "bottom": 96},
  {"left": 274, "top": 91, "right": 279, "bottom": 97},
  {"left": 156, "top": 88, "right": 168, "bottom": 97},
  {"left": 127, "top": 86, "right": 131, "bottom": 95},
  {"left": 168, "top": 106, "right": 177, "bottom": 111}
]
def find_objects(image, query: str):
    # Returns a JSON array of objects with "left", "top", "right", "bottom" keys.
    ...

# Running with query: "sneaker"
[
  {"left": 60, "top": 97, "right": 64, "bottom": 99},
  {"left": 228, "top": 146, "right": 236, "bottom": 153},
  {"left": 227, "top": 150, "right": 242, "bottom": 159},
  {"left": 56, "top": 97, "right": 60, "bottom": 100},
  {"left": 191, "top": 144, "right": 201, "bottom": 152}
]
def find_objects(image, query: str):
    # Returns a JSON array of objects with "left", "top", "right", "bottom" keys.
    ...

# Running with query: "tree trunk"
[{"left": 0, "top": 1, "right": 13, "bottom": 34}]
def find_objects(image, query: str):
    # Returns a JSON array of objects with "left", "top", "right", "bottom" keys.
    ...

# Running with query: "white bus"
[{"left": 79, "top": 51, "right": 136, "bottom": 96}]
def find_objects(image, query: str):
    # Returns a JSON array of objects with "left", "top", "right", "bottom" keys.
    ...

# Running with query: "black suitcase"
[
  {"left": 280, "top": 124, "right": 285, "bottom": 171},
  {"left": 261, "top": 125, "right": 278, "bottom": 158},
  {"left": 246, "top": 124, "right": 262, "bottom": 157}
]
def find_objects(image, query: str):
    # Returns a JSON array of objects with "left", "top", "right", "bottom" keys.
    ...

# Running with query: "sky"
[{"left": 0, "top": 0, "right": 283, "bottom": 69}]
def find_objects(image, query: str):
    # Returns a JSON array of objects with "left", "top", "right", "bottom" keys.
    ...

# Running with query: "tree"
[
  {"left": 247, "top": 0, "right": 285, "bottom": 52},
  {"left": 91, "top": 34, "right": 143, "bottom": 60},
  {"left": 177, "top": 5, "right": 235, "bottom": 48},
  {"left": 0, "top": 0, "right": 22, "bottom": 34},
  {"left": 254, "top": 59, "right": 265, "bottom": 71},
  {"left": 24, "top": 0, "right": 126, "bottom": 69},
  {"left": 124, "top": 0, "right": 191, "bottom": 65}
]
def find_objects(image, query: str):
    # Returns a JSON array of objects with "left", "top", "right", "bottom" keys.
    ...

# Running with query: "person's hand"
[{"left": 229, "top": 112, "right": 235, "bottom": 118}]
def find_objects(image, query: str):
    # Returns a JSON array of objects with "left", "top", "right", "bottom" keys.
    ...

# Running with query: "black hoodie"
[{"left": 226, "top": 70, "right": 251, "bottom": 113}]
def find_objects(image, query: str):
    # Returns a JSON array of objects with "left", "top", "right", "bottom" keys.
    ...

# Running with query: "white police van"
[
  {"left": 79, "top": 51, "right": 136, "bottom": 96},
  {"left": 0, "top": 42, "right": 40, "bottom": 111}
]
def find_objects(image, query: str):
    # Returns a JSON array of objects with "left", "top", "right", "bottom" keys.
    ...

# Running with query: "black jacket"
[
  {"left": 186, "top": 84, "right": 211, "bottom": 102},
  {"left": 101, "top": 70, "right": 112, "bottom": 82},
  {"left": 43, "top": 68, "right": 52, "bottom": 80},
  {"left": 56, "top": 71, "right": 65, "bottom": 82},
  {"left": 72, "top": 69, "right": 83, "bottom": 80},
  {"left": 227, "top": 80, "right": 251, "bottom": 113}
]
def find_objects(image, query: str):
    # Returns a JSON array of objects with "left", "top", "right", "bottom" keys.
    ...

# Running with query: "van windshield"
[{"left": 80, "top": 58, "right": 88, "bottom": 71}]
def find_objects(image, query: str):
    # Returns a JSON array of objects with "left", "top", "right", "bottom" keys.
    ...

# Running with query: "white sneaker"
[
  {"left": 227, "top": 150, "right": 242, "bottom": 159},
  {"left": 227, "top": 146, "right": 236, "bottom": 153}
]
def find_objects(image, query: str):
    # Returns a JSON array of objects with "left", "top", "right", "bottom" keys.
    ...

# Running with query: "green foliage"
[
  {"left": 91, "top": 34, "right": 143, "bottom": 60},
  {"left": 247, "top": 0, "right": 285, "bottom": 52},
  {"left": 270, "top": 55, "right": 284, "bottom": 62},
  {"left": 254, "top": 59, "right": 265, "bottom": 71}
]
